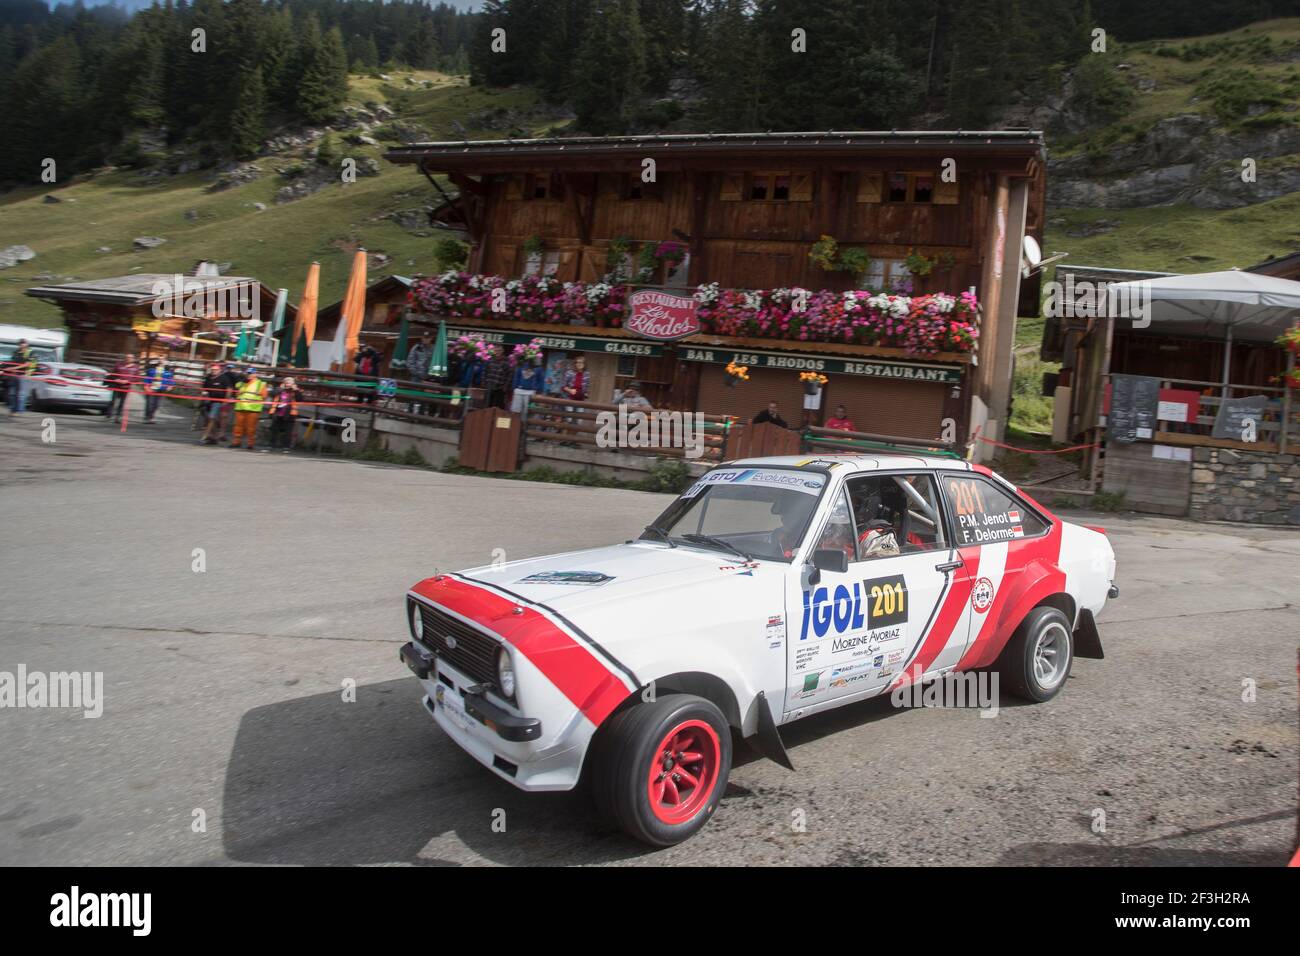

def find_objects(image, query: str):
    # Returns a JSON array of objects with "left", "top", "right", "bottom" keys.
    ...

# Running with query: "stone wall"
[{"left": 1189, "top": 447, "right": 1300, "bottom": 525}]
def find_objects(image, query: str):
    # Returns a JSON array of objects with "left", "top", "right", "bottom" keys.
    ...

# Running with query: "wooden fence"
[{"left": 524, "top": 394, "right": 735, "bottom": 461}]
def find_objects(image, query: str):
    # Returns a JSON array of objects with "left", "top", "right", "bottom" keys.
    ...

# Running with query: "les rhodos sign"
[{"left": 625, "top": 288, "right": 700, "bottom": 341}]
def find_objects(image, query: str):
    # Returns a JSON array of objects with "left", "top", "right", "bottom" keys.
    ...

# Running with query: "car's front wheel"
[
  {"left": 998, "top": 605, "right": 1073, "bottom": 702},
  {"left": 592, "top": 693, "right": 731, "bottom": 847}
]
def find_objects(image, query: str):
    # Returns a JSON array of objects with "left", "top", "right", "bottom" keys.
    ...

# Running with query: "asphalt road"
[{"left": 1, "top": 401, "right": 1296, "bottom": 866}]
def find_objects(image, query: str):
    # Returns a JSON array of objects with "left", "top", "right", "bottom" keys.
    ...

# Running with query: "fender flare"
[{"left": 972, "top": 560, "right": 1069, "bottom": 669}]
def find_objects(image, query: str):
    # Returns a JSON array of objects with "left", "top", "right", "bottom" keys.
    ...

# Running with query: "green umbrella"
[
  {"left": 293, "top": 326, "right": 310, "bottom": 368},
  {"left": 429, "top": 320, "right": 448, "bottom": 379},
  {"left": 392, "top": 315, "right": 411, "bottom": 370},
  {"left": 233, "top": 326, "right": 253, "bottom": 360}
]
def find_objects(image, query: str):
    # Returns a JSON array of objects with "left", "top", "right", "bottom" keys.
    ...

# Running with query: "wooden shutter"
[
  {"left": 790, "top": 171, "right": 814, "bottom": 202},
  {"left": 933, "top": 177, "right": 960, "bottom": 205},
  {"left": 720, "top": 172, "right": 743, "bottom": 201},
  {"left": 579, "top": 246, "right": 604, "bottom": 282},
  {"left": 494, "top": 242, "right": 520, "bottom": 277},
  {"left": 856, "top": 172, "right": 883, "bottom": 203},
  {"left": 556, "top": 249, "right": 578, "bottom": 282},
  {"left": 505, "top": 175, "right": 524, "bottom": 201}
]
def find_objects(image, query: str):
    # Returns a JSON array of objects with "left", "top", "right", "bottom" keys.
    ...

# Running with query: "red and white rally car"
[{"left": 401, "top": 453, "right": 1118, "bottom": 846}]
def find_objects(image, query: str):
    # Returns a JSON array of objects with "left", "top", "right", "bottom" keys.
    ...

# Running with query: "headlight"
[
  {"left": 409, "top": 601, "right": 423, "bottom": 640},
  {"left": 497, "top": 648, "right": 516, "bottom": 700}
]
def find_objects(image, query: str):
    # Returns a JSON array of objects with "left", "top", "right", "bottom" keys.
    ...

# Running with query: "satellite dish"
[
  {"left": 1019, "top": 235, "right": 1067, "bottom": 278},
  {"left": 1022, "top": 235, "right": 1042, "bottom": 269}
]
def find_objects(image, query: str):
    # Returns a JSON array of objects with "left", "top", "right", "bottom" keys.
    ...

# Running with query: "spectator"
[
  {"left": 458, "top": 353, "right": 484, "bottom": 389},
  {"left": 405, "top": 335, "right": 432, "bottom": 383},
  {"left": 354, "top": 343, "right": 382, "bottom": 377},
  {"left": 752, "top": 401, "right": 789, "bottom": 429},
  {"left": 230, "top": 367, "right": 268, "bottom": 451},
  {"left": 562, "top": 355, "right": 589, "bottom": 402},
  {"left": 482, "top": 345, "right": 512, "bottom": 409},
  {"left": 545, "top": 358, "right": 569, "bottom": 397},
  {"left": 5, "top": 338, "right": 36, "bottom": 415},
  {"left": 142, "top": 360, "right": 174, "bottom": 424},
  {"left": 512, "top": 356, "right": 543, "bottom": 415},
  {"left": 824, "top": 404, "right": 856, "bottom": 432},
  {"left": 615, "top": 381, "right": 652, "bottom": 410},
  {"left": 202, "top": 362, "right": 239, "bottom": 444},
  {"left": 105, "top": 354, "right": 138, "bottom": 422},
  {"left": 196, "top": 362, "right": 223, "bottom": 433},
  {"left": 268, "top": 376, "right": 301, "bottom": 453}
]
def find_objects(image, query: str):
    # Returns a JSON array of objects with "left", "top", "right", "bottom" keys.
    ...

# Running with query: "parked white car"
[
  {"left": 28, "top": 362, "right": 112, "bottom": 413},
  {"left": 401, "top": 453, "right": 1118, "bottom": 846}
]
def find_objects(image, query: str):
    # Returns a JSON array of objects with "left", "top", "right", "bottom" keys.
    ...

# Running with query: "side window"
[
  {"left": 942, "top": 474, "right": 1048, "bottom": 547},
  {"left": 846, "top": 473, "right": 947, "bottom": 560},
  {"left": 813, "top": 489, "right": 856, "bottom": 561}
]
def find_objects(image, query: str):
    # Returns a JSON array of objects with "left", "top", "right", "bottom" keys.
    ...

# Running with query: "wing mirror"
[{"left": 808, "top": 549, "right": 848, "bottom": 585}]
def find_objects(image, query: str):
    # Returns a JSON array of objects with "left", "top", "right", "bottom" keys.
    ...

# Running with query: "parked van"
[{"left": 0, "top": 324, "right": 67, "bottom": 363}]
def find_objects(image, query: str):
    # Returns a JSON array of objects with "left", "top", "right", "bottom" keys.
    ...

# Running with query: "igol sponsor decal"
[{"left": 800, "top": 574, "right": 909, "bottom": 640}]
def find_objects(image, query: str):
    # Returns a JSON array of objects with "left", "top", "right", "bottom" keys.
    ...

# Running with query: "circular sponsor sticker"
[{"left": 970, "top": 577, "right": 995, "bottom": 613}]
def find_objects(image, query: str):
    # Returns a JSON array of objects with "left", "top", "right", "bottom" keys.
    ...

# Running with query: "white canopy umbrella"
[{"left": 1107, "top": 269, "right": 1300, "bottom": 396}]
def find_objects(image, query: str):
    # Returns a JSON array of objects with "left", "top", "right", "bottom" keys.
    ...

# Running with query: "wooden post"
[{"left": 1281, "top": 349, "right": 1294, "bottom": 455}]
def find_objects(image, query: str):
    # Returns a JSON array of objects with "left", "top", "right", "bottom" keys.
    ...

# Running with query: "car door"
[
  {"left": 937, "top": 470, "right": 1054, "bottom": 669},
  {"left": 783, "top": 472, "right": 957, "bottom": 716}
]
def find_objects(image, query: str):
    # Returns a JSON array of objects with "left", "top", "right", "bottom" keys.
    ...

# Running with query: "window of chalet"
[
  {"left": 863, "top": 258, "right": 913, "bottom": 293},
  {"left": 665, "top": 251, "right": 690, "bottom": 288},
  {"left": 879, "top": 171, "right": 952, "bottom": 204},
  {"left": 624, "top": 174, "right": 662, "bottom": 201},
  {"left": 748, "top": 171, "right": 790, "bottom": 201}
]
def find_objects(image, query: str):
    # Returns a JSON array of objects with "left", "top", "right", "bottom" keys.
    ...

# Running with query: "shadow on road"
[{"left": 221, "top": 679, "right": 661, "bottom": 866}]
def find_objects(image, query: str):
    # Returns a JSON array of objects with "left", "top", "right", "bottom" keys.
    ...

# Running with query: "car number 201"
[{"left": 865, "top": 574, "right": 907, "bottom": 627}]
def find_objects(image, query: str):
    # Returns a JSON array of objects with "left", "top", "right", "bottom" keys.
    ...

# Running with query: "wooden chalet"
[
  {"left": 386, "top": 131, "right": 1047, "bottom": 451},
  {"left": 24, "top": 266, "right": 294, "bottom": 365}
]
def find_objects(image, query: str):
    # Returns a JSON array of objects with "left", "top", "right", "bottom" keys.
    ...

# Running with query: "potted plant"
[
  {"left": 799, "top": 370, "right": 828, "bottom": 395},
  {"left": 724, "top": 359, "right": 749, "bottom": 388},
  {"left": 1276, "top": 325, "right": 1300, "bottom": 356}
]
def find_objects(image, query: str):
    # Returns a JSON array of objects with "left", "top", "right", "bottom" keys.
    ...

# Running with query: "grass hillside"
[{"left": 0, "top": 71, "right": 551, "bottom": 328}]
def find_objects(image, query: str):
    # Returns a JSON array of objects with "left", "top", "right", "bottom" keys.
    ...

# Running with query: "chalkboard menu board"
[
  {"left": 1211, "top": 394, "right": 1267, "bottom": 441},
  {"left": 1108, "top": 374, "right": 1162, "bottom": 443}
]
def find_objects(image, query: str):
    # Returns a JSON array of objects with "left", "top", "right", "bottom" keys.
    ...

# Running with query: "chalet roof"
[
  {"left": 25, "top": 273, "right": 261, "bottom": 307},
  {"left": 386, "top": 129, "right": 1046, "bottom": 166},
  {"left": 315, "top": 275, "right": 416, "bottom": 339},
  {"left": 1247, "top": 250, "right": 1300, "bottom": 277}
]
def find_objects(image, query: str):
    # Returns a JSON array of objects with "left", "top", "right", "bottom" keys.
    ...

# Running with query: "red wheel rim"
[{"left": 646, "top": 719, "right": 721, "bottom": 825}]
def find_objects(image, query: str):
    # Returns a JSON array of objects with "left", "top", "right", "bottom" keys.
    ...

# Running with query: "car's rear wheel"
[
  {"left": 591, "top": 693, "right": 731, "bottom": 847},
  {"left": 997, "top": 605, "right": 1073, "bottom": 702}
]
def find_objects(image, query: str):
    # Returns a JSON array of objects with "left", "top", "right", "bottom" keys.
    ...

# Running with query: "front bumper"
[
  {"left": 400, "top": 641, "right": 585, "bottom": 791},
  {"left": 399, "top": 641, "right": 540, "bottom": 742}
]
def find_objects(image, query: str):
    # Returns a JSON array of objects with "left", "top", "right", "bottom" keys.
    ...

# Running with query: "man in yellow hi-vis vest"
[{"left": 231, "top": 367, "right": 268, "bottom": 450}]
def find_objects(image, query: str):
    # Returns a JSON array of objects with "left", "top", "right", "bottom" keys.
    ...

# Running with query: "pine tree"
[
  {"left": 228, "top": 65, "right": 266, "bottom": 160},
  {"left": 571, "top": 0, "right": 647, "bottom": 133},
  {"left": 297, "top": 19, "right": 349, "bottom": 124}
]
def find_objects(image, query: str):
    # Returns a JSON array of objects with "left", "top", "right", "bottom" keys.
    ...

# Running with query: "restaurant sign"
[
  {"left": 447, "top": 326, "right": 663, "bottom": 357},
  {"left": 679, "top": 346, "right": 962, "bottom": 384},
  {"left": 625, "top": 288, "right": 700, "bottom": 341}
]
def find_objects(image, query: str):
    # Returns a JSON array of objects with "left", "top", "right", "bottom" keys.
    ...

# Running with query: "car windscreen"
[
  {"left": 59, "top": 368, "right": 105, "bottom": 382},
  {"left": 643, "top": 468, "right": 827, "bottom": 562}
]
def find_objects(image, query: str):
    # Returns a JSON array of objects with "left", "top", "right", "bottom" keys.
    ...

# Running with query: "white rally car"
[{"left": 401, "top": 452, "right": 1118, "bottom": 846}]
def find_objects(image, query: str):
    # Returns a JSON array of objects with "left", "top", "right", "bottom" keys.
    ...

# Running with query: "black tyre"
[
  {"left": 591, "top": 693, "right": 731, "bottom": 847},
  {"left": 997, "top": 605, "right": 1073, "bottom": 702}
]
